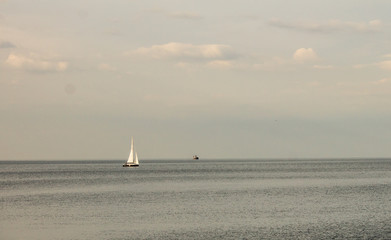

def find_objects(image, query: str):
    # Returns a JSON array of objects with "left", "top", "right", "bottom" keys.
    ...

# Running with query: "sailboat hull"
[{"left": 123, "top": 164, "right": 139, "bottom": 167}]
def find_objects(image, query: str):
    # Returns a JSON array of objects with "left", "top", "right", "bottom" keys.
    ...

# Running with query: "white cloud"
[
  {"left": 131, "top": 42, "right": 237, "bottom": 60},
  {"left": 377, "top": 60, "right": 391, "bottom": 70},
  {"left": 252, "top": 48, "right": 319, "bottom": 71},
  {"left": 56, "top": 61, "right": 68, "bottom": 71},
  {"left": 207, "top": 60, "right": 234, "bottom": 69},
  {"left": 372, "top": 78, "right": 391, "bottom": 85},
  {"left": 353, "top": 60, "right": 391, "bottom": 71},
  {"left": 5, "top": 53, "right": 68, "bottom": 72},
  {"left": 269, "top": 19, "right": 383, "bottom": 33},
  {"left": 293, "top": 48, "right": 318, "bottom": 62}
]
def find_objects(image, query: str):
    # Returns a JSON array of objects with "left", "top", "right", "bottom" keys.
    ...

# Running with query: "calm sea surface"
[{"left": 1, "top": 159, "right": 391, "bottom": 239}]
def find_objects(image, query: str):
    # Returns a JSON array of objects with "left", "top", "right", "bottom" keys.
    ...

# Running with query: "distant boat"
[
  {"left": 123, "top": 137, "right": 139, "bottom": 167},
  {"left": 193, "top": 155, "right": 199, "bottom": 160}
]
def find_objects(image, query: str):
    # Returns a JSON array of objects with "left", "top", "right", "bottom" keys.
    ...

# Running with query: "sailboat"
[{"left": 123, "top": 137, "right": 139, "bottom": 167}]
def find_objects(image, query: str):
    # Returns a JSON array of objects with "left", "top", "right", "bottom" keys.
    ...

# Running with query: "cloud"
[
  {"left": 207, "top": 60, "right": 234, "bottom": 69},
  {"left": 0, "top": 41, "right": 15, "bottom": 48},
  {"left": 353, "top": 49, "right": 391, "bottom": 70},
  {"left": 354, "top": 60, "right": 391, "bottom": 71},
  {"left": 131, "top": 42, "right": 237, "bottom": 60},
  {"left": 293, "top": 48, "right": 318, "bottom": 62},
  {"left": 5, "top": 53, "right": 68, "bottom": 72},
  {"left": 169, "top": 12, "right": 202, "bottom": 20},
  {"left": 98, "top": 63, "right": 117, "bottom": 71},
  {"left": 269, "top": 19, "right": 383, "bottom": 33},
  {"left": 253, "top": 49, "right": 321, "bottom": 71},
  {"left": 377, "top": 60, "right": 391, "bottom": 70},
  {"left": 372, "top": 78, "right": 391, "bottom": 85}
]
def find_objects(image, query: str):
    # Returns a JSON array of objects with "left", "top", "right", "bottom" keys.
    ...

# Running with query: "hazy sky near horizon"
[{"left": 1, "top": 0, "right": 391, "bottom": 160}]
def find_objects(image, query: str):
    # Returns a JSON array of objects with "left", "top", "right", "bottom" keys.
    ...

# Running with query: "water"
[{"left": 1, "top": 159, "right": 391, "bottom": 239}]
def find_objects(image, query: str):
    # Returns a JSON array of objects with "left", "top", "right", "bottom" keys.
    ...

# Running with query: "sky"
[{"left": 1, "top": 0, "right": 391, "bottom": 160}]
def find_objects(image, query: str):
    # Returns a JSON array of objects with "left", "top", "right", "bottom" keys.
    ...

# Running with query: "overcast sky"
[{"left": 1, "top": 0, "right": 391, "bottom": 160}]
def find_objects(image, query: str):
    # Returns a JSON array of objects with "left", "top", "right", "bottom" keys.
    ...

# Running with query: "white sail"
[
  {"left": 123, "top": 137, "right": 140, "bottom": 167},
  {"left": 127, "top": 138, "right": 134, "bottom": 164},
  {"left": 134, "top": 152, "right": 139, "bottom": 165}
]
